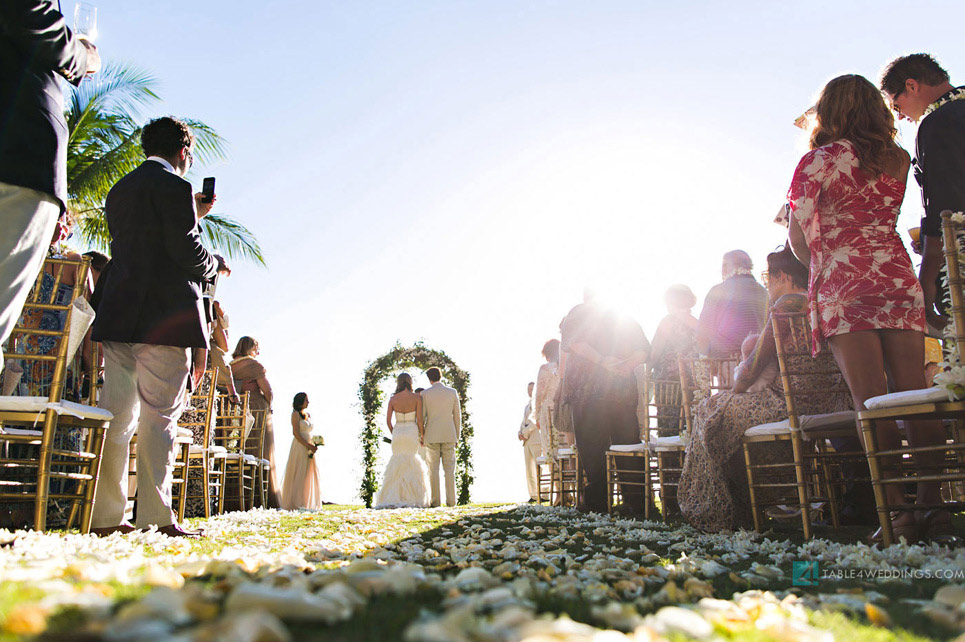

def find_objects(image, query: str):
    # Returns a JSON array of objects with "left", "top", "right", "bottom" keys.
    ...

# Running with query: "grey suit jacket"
[{"left": 422, "top": 382, "right": 460, "bottom": 444}]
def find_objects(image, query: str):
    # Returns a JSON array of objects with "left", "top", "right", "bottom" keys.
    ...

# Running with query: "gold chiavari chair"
[
  {"left": 856, "top": 210, "right": 965, "bottom": 545},
  {"left": 606, "top": 367, "right": 676, "bottom": 519},
  {"left": 179, "top": 368, "right": 221, "bottom": 519},
  {"left": 741, "top": 310, "right": 859, "bottom": 539},
  {"left": 247, "top": 408, "right": 269, "bottom": 508},
  {"left": 655, "top": 354, "right": 740, "bottom": 517},
  {"left": 212, "top": 392, "right": 252, "bottom": 513},
  {"left": 0, "top": 256, "right": 112, "bottom": 532}
]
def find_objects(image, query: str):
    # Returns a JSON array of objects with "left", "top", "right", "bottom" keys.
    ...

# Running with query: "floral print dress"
[{"left": 788, "top": 140, "right": 925, "bottom": 354}]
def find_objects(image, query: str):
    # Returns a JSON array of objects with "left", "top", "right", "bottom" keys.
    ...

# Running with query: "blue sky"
[{"left": 80, "top": 0, "right": 964, "bottom": 502}]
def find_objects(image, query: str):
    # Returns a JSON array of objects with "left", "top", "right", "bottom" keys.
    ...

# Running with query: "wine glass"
[{"left": 73, "top": 3, "right": 98, "bottom": 42}]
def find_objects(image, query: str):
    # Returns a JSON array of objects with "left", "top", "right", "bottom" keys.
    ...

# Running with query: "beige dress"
[
  {"left": 281, "top": 413, "right": 323, "bottom": 510},
  {"left": 532, "top": 361, "right": 560, "bottom": 454},
  {"left": 231, "top": 356, "right": 281, "bottom": 508}
]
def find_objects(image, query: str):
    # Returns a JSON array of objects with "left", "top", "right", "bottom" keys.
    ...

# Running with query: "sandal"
[{"left": 867, "top": 511, "right": 919, "bottom": 545}]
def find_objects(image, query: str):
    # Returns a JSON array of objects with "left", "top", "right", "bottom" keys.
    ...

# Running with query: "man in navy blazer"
[
  {"left": 0, "top": 1, "right": 99, "bottom": 365},
  {"left": 90, "top": 117, "right": 229, "bottom": 537}
]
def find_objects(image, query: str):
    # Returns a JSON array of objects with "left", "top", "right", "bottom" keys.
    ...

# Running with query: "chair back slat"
[
  {"left": 770, "top": 311, "right": 852, "bottom": 427},
  {"left": 640, "top": 370, "right": 683, "bottom": 442},
  {"left": 178, "top": 368, "right": 219, "bottom": 448},
  {"left": 678, "top": 355, "right": 740, "bottom": 433},
  {"left": 1, "top": 256, "right": 90, "bottom": 403},
  {"left": 213, "top": 391, "right": 250, "bottom": 454}
]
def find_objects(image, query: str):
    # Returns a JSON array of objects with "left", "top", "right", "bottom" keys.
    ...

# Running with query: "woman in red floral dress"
[{"left": 787, "top": 74, "right": 947, "bottom": 542}]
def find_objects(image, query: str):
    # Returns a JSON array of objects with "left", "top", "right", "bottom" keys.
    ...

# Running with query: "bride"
[{"left": 375, "top": 373, "right": 431, "bottom": 508}]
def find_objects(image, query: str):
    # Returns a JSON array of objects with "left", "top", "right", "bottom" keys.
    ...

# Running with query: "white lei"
[{"left": 923, "top": 86, "right": 965, "bottom": 118}]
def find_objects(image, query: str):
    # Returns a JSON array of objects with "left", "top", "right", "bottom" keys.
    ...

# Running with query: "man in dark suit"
[
  {"left": 882, "top": 54, "right": 965, "bottom": 331},
  {"left": 0, "top": 1, "right": 99, "bottom": 362},
  {"left": 90, "top": 117, "right": 229, "bottom": 537}
]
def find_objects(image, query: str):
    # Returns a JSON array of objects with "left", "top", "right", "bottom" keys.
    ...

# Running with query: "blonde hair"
[{"left": 810, "top": 74, "right": 900, "bottom": 177}]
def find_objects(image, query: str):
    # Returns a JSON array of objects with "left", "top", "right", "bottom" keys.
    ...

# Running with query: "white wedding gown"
[{"left": 375, "top": 411, "right": 431, "bottom": 508}]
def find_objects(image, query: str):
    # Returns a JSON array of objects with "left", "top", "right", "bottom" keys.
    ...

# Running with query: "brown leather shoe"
[
  {"left": 155, "top": 524, "right": 203, "bottom": 538},
  {"left": 90, "top": 522, "right": 136, "bottom": 537}
]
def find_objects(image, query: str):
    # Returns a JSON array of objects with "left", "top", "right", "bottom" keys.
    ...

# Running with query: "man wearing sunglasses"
[
  {"left": 0, "top": 1, "right": 99, "bottom": 370},
  {"left": 881, "top": 54, "right": 964, "bottom": 332}
]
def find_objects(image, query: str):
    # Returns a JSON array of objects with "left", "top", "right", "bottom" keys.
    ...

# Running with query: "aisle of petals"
[{"left": 1, "top": 504, "right": 964, "bottom": 641}]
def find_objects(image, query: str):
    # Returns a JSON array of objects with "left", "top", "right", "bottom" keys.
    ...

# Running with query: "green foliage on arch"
[{"left": 358, "top": 342, "right": 473, "bottom": 508}]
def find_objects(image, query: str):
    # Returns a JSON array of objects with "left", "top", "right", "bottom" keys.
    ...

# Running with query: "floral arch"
[{"left": 357, "top": 342, "right": 474, "bottom": 508}]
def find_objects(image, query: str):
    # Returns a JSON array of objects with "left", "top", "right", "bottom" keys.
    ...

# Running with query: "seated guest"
[
  {"left": 678, "top": 245, "right": 852, "bottom": 532},
  {"left": 696, "top": 250, "right": 768, "bottom": 358},
  {"left": 648, "top": 285, "right": 698, "bottom": 435},
  {"left": 231, "top": 336, "right": 280, "bottom": 508}
]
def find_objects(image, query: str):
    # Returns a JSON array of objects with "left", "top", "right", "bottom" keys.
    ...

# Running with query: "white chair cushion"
[
  {"left": 864, "top": 387, "right": 954, "bottom": 409},
  {"left": 177, "top": 427, "right": 193, "bottom": 439},
  {"left": 745, "top": 411, "right": 856, "bottom": 439},
  {"left": 744, "top": 419, "right": 790, "bottom": 437},
  {"left": 649, "top": 435, "right": 685, "bottom": 452},
  {"left": 52, "top": 400, "right": 114, "bottom": 421},
  {"left": 609, "top": 442, "right": 648, "bottom": 453},
  {"left": 260, "top": 458, "right": 270, "bottom": 466},
  {"left": 209, "top": 445, "right": 227, "bottom": 455},
  {"left": 189, "top": 444, "right": 205, "bottom": 455},
  {"left": 800, "top": 410, "right": 856, "bottom": 430},
  {"left": 213, "top": 451, "right": 243, "bottom": 460},
  {"left": 0, "top": 426, "right": 42, "bottom": 436},
  {"left": 535, "top": 456, "right": 550, "bottom": 464},
  {"left": 0, "top": 396, "right": 113, "bottom": 422},
  {"left": 556, "top": 447, "right": 577, "bottom": 457},
  {"left": 242, "top": 454, "right": 259, "bottom": 464}
]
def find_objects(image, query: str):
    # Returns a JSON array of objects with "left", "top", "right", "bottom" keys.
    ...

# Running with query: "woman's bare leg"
[
  {"left": 879, "top": 329, "right": 945, "bottom": 506},
  {"left": 828, "top": 331, "right": 906, "bottom": 509}
]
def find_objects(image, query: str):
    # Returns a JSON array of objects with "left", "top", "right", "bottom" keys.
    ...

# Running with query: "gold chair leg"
[
  {"left": 742, "top": 441, "right": 763, "bottom": 533},
  {"left": 790, "top": 435, "right": 812, "bottom": 540},
  {"left": 816, "top": 440, "right": 840, "bottom": 529},
  {"left": 644, "top": 453, "right": 652, "bottom": 521},
  {"left": 606, "top": 454, "right": 613, "bottom": 514},
  {"left": 861, "top": 417, "right": 892, "bottom": 547},
  {"left": 202, "top": 455, "right": 211, "bottom": 519},
  {"left": 79, "top": 426, "right": 108, "bottom": 535}
]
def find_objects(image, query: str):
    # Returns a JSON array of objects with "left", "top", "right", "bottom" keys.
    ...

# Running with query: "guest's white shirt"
[{"left": 146, "top": 156, "right": 176, "bottom": 174}]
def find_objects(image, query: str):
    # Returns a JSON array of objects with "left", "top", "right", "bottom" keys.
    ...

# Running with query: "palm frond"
[
  {"left": 199, "top": 214, "right": 266, "bottom": 266},
  {"left": 181, "top": 118, "right": 229, "bottom": 166}
]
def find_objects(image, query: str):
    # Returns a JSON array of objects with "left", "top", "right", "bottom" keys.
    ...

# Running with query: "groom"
[{"left": 421, "top": 367, "right": 461, "bottom": 507}]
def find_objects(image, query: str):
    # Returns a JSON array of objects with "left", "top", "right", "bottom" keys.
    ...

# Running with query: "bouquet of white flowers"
[{"left": 308, "top": 434, "right": 324, "bottom": 458}]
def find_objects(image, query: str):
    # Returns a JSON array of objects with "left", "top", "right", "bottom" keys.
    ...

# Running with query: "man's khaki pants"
[
  {"left": 424, "top": 442, "right": 456, "bottom": 507},
  {"left": 91, "top": 341, "right": 190, "bottom": 529},
  {"left": 523, "top": 436, "right": 542, "bottom": 501},
  {"left": 0, "top": 183, "right": 59, "bottom": 356}
]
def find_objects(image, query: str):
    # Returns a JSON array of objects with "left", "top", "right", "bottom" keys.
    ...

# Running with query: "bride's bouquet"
[{"left": 308, "top": 434, "right": 325, "bottom": 458}]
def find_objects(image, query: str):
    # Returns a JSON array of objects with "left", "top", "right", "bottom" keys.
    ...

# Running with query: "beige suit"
[{"left": 422, "top": 382, "right": 460, "bottom": 506}]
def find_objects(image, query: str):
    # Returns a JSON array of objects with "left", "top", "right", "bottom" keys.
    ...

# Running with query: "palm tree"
[{"left": 65, "top": 62, "right": 264, "bottom": 265}]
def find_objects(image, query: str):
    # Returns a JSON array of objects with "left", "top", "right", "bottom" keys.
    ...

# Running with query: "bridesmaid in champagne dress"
[
  {"left": 281, "top": 392, "right": 323, "bottom": 510},
  {"left": 230, "top": 336, "right": 281, "bottom": 508}
]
